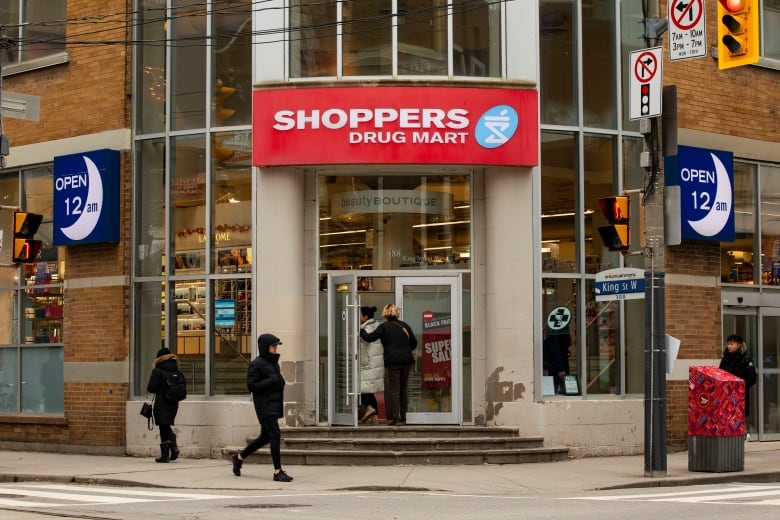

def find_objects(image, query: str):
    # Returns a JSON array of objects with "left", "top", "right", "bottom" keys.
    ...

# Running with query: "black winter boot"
[
  {"left": 155, "top": 442, "right": 170, "bottom": 463},
  {"left": 169, "top": 433, "right": 180, "bottom": 461}
]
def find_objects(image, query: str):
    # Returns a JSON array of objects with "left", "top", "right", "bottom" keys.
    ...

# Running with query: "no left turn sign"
[{"left": 669, "top": 0, "right": 707, "bottom": 61}]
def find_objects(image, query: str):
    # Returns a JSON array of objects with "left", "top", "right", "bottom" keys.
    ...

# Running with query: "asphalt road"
[{"left": 1, "top": 481, "right": 779, "bottom": 520}]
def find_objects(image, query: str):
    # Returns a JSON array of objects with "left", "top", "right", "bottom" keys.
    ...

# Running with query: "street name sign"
[{"left": 595, "top": 268, "right": 646, "bottom": 302}]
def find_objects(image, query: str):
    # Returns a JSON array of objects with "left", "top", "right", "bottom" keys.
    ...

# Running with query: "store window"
[
  {"left": 133, "top": 1, "right": 254, "bottom": 397},
  {"left": 718, "top": 162, "right": 780, "bottom": 288},
  {"left": 0, "top": 0, "right": 66, "bottom": 70},
  {"left": 721, "top": 162, "right": 758, "bottom": 284},
  {"left": 319, "top": 174, "right": 471, "bottom": 270},
  {"left": 763, "top": 0, "right": 780, "bottom": 61},
  {"left": 0, "top": 166, "right": 64, "bottom": 414},
  {"left": 290, "top": 0, "right": 501, "bottom": 78},
  {"left": 538, "top": 0, "right": 645, "bottom": 397}
]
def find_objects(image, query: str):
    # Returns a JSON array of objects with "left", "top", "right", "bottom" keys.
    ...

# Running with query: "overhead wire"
[{"left": 1, "top": 0, "right": 508, "bottom": 50}]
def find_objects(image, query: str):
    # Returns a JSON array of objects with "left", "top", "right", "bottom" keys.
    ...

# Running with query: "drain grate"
[{"left": 227, "top": 504, "right": 311, "bottom": 509}]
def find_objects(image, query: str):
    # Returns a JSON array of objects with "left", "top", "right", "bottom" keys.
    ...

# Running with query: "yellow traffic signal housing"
[
  {"left": 717, "top": 0, "right": 759, "bottom": 70},
  {"left": 213, "top": 79, "right": 236, "bottom": 123},
  {"left": 598, "top": 196, "right": 630, "bottom": 252},
  {"left": 12, "top": 211, "right": 43, "bottom": 263}
]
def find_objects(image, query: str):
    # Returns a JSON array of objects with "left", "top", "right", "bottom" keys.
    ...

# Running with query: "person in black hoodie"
[
  {"left": 231, "top": 333, "right": 293, "bottom": 482},
  {"left": 146, "top": 347, "right": 181, "bottom": 463},
  {"left": 360, "top": 304, "right": 417, "bottom": 426},
  {"left": 720, "top": 333, "right": 758, "bottom": 417}
]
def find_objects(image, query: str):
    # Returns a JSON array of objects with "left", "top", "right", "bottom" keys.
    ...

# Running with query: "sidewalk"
[{"left": 1, "top": 442, "right": 779, "bottom": 495}]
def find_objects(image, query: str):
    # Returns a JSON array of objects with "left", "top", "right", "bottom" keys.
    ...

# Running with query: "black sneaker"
[
  {"left": 231, "top": 454, "right": 243, "bottom": 477},
  {"left": 273, "top": 470, "right": 293, "bottom": 482}
]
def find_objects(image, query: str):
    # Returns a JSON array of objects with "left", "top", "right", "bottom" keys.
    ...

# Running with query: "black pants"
[
  {"left": 241, "top": 416, "right": 282, "bottom": 470},
  {"left": 360, "top": 393, "right": 378, "bottom": 412},
  {"left": 385, "top": 364, "right": 412, "bottom": 422},
  {"left": 159, "top": 424, "right": 172, "bottom": 443}
]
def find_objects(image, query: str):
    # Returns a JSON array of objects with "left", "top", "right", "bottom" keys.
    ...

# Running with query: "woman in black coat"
[
  {"left": 230, "top": 333, "right": 293, "bottom": 482},
  {"left": 146, "top": 347, "right": 181, "bottom": 463},
  {"left": 360, "top": 303, "right": 417, "bottom": 426},
  {"left": 720, "top": 334, "right": 758, "bottom": 417}
]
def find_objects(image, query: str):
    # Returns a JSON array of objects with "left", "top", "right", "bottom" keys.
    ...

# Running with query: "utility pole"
[{"left": 642, "top": 0, "right": 667, "bottom": 477}]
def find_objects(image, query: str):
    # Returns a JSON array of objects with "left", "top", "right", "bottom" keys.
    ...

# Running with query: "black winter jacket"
[
  {"left": 720, "top": 349, "right": 757, "bottom": 414},
  {"left": 146, "top": 354, "right": 180, "bottom": 426},
  {"left": 360, "top": 317, "right": 418, "bottom": 367},
  {"left": 247, "top": 350, "right": 285, "bottom": 420}
]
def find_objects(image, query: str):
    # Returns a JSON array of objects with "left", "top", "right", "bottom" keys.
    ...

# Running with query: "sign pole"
[{"left": 642, "top": 0, "right": 668, "bottom": 478}]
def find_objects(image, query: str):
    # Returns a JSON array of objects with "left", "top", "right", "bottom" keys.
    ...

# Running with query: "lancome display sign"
[
  {"left": 665, "top": 145, "right": 734, "bottom": 242},
  {"left": 53, "top": 149, "right": 120, "bottom": 245}
]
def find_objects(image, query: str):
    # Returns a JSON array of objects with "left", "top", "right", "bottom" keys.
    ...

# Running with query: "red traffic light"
[{"left": 719, "top": 0, "right": 745, "bottom": 12}]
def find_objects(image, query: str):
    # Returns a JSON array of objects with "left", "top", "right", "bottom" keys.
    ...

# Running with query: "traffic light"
[
  {"left": 717, "top": 0, "right": 759, "bottom": 70},
  {"left": 12, "top": 211, "right": 43, "bottom": 263},
  {"left": 598, "top": 196, "right": 630, "bottom": 252},
  {"left": 213, "top": 79, "right": 236, "bottom": 123}
]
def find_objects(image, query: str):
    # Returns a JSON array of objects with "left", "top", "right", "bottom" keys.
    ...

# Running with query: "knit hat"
[{"left": 156, "top": 347, "right": 171, "bottom": 358}]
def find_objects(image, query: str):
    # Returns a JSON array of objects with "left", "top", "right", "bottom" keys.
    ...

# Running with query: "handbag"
[{"left": 140, "top": 397, "right": 155, "bottom": 430}]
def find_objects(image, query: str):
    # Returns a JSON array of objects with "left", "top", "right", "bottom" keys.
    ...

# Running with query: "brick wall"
[
  {"left": 4, "top": 0, "right": 131, "bottom": 146},
  {"left": 665, "top": 240, "right": 722, "bottom": 445},
  {"left": 2, "top": 1, "right": 132, "bottom": 451},
  {"left": 663, "top": 0, "right": 780, "bottom": 143}
]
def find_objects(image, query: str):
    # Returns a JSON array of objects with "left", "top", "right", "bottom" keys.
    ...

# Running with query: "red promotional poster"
[
  {"left": 688, "top": 365, "right": 745, "bottom": 437},
  {"left": 253, "top": 86, "right": 538, "bottom": 167},
  {"left": 421, "top": 310, "right": 452, "bottom": 388}
]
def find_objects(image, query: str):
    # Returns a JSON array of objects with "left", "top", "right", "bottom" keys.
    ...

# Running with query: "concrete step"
[{"left": 222, "top": 426, "right": 569, "bottom": 466}]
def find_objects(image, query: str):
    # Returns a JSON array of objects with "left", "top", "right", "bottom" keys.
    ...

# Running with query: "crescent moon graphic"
[
  {"left": 687, "top": 153, "right": 731, "bottom": 237},
  {"left": 60, "top": 156, "right": 103, "bottom": 241}
]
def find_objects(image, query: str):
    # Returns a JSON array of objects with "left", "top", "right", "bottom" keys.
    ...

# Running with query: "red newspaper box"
[{"left": 688, "top": 366, "right": 745, "bottom": 472}]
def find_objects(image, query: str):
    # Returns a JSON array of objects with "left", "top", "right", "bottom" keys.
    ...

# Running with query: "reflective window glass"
[
  {"left": 540, "top": 0, "right": 577, "bottom": 125},
  {"left": 289, "top": 0, "right": 338, "bottom": 77},
  {"left": 541, "top": 132, "right": 577, "bottom": 273},
  {"left": 721, "top": 162, "right": 757, "bottom": 284},
  {"left": 213, "top": 1, "right": 252, "bottom": 126},
  {"left": 760, "top": 165, "right": 780, "bottom": 285},
  {"left": 171, "top": 0, "right": 207, "bottom": 130}
]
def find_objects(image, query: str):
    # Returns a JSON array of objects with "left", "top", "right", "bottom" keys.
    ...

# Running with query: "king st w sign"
[{"left": 595, "top": 268, "right": 646, "bottom": 302}]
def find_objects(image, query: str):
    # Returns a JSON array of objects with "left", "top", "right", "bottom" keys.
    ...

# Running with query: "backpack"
[{"left": 163, "top": 370, "right": 187, "bottom": 402}]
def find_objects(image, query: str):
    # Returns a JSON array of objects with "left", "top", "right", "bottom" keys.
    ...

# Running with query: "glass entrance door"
[
  {"left": 397, "top": 276, "right": 461, "bottom": 424},
  {"left": 328, "top": 274, "right": 360, "bottom": 426},
  {"left": 759, "top": 308, "right": 780, "bottom": 441}
]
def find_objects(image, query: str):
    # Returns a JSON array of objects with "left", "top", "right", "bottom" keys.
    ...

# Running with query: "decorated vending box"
[
  {"left": 688, "top": 365, "right": 745, "bottom": 472},
  {"left": 688, "top": 366, "right": 745, "bottom": 436}
]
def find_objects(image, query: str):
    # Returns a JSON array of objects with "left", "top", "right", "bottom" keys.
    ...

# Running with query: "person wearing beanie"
[
  {"left": 359, "top": 306, "right": 383, "bottom": 424},
  {"left": 231, "top": 333, "right": 293, "bottom": 482},
  {"left": 146, "top": 346, "right": 184, "bottom": 463}
]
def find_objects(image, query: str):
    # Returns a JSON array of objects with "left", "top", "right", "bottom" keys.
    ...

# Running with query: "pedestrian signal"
[
  {"left": 12, "top": 211, "right": 43, "bottom": 263},
  {"left": 598, "top": 196, "right": 630, "bottom": 252}
]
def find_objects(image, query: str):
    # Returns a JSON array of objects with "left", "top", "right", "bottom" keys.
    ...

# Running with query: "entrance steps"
[{"left": 223, "top": 426, "right": 569, "bottom": 465}]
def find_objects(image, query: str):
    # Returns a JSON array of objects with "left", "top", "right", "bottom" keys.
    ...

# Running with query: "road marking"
[
  {"left": 0, "top": 483, "right": 237, "bottom": 509},
  {"left": 568, "top": 484, "right": 780, "bottom": 505}
]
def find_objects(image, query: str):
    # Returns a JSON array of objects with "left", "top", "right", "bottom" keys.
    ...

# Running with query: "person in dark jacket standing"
[
  {"left": 360, "top": 304, "right": 417, "bottom": 426},
  {"left": 146, "top": 347, "right": 181, "bottom": 463},
  {"left": 720, "top": 333, "right": 758, "bottom": 417},
  {"left": 231, "top": 333, "right": 293, "bottom": 482}
]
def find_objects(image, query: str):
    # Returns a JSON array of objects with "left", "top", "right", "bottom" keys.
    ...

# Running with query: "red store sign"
[{"left": 252, "top": 86, "right": 538, "bottom": 167}]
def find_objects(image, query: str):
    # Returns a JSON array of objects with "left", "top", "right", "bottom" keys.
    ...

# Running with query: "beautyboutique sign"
[{"left": 253, "top": 86, "right": 538, "bottom": 167}]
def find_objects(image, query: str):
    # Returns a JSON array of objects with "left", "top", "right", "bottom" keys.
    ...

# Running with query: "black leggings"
[{"left": 241, "top": 417, "right": 282, "bottom": 470}]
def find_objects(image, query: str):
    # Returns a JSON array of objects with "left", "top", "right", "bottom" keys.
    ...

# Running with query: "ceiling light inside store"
[
  {"left": 541, "top": 209, "right": 594, "bottom": 218},
  {"left": 413, "top": 220, "right": 470, "bottom": 228}
]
